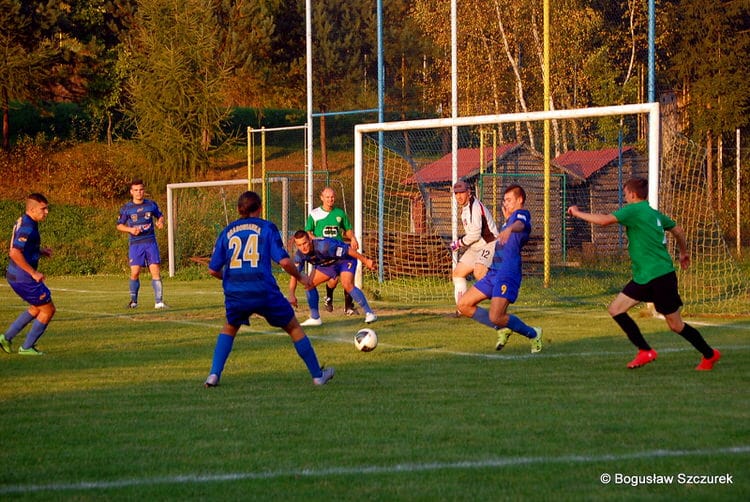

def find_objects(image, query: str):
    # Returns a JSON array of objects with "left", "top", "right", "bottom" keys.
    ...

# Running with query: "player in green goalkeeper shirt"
[
  {"left": 567, "top": 177, "right": 721, "bottom": 371},
  {"left": 305, "top": 186, "right": 358, "bottom": 315}
]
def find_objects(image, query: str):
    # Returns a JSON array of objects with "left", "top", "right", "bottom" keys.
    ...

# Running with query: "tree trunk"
[
  {"left": 106, "top": 111, "right": 113, "bottom": 147},
  {"left": 492, "top": 0, "right": 535, "bottom": 150},
  {"left": 530, "top": 10, "right": 560, "bottom": 156},
  {"left": 717, "top": 134, "right": 723, "bottom": 206},
  {"left": 2, "top": 88, "right": 9, "bottom": 151},
  {"left": 706, "top": 129, "right": 713, "bottom": 204}
]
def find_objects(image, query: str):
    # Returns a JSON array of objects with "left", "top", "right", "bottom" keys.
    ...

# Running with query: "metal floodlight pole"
[
  {"left": 543, "top": 0, "right": 551, "bottom": 287},
  {"left": 450, "top": 0, "right": 458, "bottom": 258},
  {"left": 376, "top": 0, "right": 385, "bottom": 282},
  {"left": 305, "top": 0, "right": 314, "bottom": 216},
  {"left": 648, "top": 0, "right": 656, "bottom": 103}
]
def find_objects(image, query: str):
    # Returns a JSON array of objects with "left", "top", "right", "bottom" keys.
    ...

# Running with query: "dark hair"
[
  {"left": 293, "top": 229, "right": 308, "bottom": 239},
  {"left": 624, "top": 178, "right": 648, "bottom": 200},
  {"left": 130, "top": 179, "right": 144, "bottom": 187},
  {"left": 237, "top": 191, "right": 262, "bottom": 216},
  {"left": 28, "top": 193, "right": 48, "bottom": 204},
  {"left": 505, "top": 184, "right": 526, "bottom": 203}
]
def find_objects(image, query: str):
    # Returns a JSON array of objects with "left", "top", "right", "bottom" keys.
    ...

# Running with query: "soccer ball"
[{"left": 354, "top": 328, "right": 378, "bottom": 352}]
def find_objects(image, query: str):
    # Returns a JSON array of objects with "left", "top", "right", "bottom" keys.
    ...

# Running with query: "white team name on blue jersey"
[{"left": 227, "top": 223, "right": 261, "bottom": 238}]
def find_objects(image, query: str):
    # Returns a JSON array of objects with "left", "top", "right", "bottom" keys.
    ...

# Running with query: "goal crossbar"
[{"left": 353, "top": 102, "right": 660, "bottom": 275}]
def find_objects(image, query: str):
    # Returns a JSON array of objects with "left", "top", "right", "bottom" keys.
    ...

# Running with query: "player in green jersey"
[
  {"left": 567, "top": 178, "right": 720, "bottom": 371},
  {"left": 305, "top": 187, "right": 359, "bottom": 315}
]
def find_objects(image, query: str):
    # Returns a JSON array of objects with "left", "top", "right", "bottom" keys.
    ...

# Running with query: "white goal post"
[
  {"left": 166, "top": 177, "right": 289, "bottom": 277},
  {"left": 352, "top": 102, "right": 660, "bottom": 288}
]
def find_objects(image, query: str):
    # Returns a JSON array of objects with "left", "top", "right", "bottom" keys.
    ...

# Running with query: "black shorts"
[{"left": 622, "top": 271, "right": 683, "bottom": 315}]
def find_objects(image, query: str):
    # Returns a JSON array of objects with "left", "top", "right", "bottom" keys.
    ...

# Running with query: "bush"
[{"left": 0, "top": 200, "right": 134, "bottom": 276}]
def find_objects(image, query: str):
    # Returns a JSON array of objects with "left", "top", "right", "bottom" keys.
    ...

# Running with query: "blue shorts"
[
  {"left": 224, "top": 288, "right": 294, "bottom": 328},
  {"left": 316, "top": 257, "right": 357, "bottom": 280},
  {"left": 474, "top": 268, "right": 521, "bottom": 304},
  {"left": 7, "top": 274, "right": 52, "bottom": 306},
  {"left": 129, "top": 241, "right": 161, "bottom": 267}
]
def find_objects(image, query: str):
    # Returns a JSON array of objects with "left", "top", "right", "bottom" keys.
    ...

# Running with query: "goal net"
[
  {"left": 166, "top": 121, "right": 345, "bottom": 276},
  {"left": 353, "top": 103, "right": 749, "bottom": 314},
  {"left": 659, "top": 132, "right": 749, "bottom": 314},
  {"left": 166, "top": 178, "right": 292, "bottom": 277}
]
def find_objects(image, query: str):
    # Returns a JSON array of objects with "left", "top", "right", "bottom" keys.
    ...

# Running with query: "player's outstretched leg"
[
  {"left": 18, "top": 320, "right": 50, "bottom": 355},
  {"left": 674, "top": 322, "right": 721, "bottom": 371},
  {"left": 506, "top": 315, "right": 542, "bottom": 353},
  {"left": 611, "top": 313, "right": 657, "bottom": 368},
  {"left": 348, "top": 287, "right": 376, "bottom": 323},
  {"left": 2, "top": 311, "right": 35, "bottom": 352},
  {"left": 205, "top": 333, "right": 235, "bottom": 387},
  {"left": 300, "top": 288, "right": 323, "bottom": 326},
  {"left": 293, "top": 335, "right": 335, "bottom": 385}
]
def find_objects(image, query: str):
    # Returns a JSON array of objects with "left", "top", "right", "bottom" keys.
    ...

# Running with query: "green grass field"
[{"left": 1, "top": 274, "right": 748, "bottom": 500}]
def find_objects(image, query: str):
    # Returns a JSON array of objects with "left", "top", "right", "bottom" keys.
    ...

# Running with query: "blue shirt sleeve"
[{"left": 208, "top": 230, "right": 228, "bottom": 272}]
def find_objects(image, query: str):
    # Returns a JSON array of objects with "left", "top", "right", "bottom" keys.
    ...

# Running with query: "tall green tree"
[
  {"left": 383, "top": 0, "right": 434, "bottom": 120},
  {"left": 0, "top": 0, "right": 60, "bottom": 149},
  {"left": 663, "top": 0, "right": 750, "bottom": 202},
  {"left": 664, "top": 0, "right": 750, "bottom": 137},
  {"left": 127, "top": 0, "right": 233, "bottom": 185},
  {"left": 312, "top": 0, "right": 376, "bottom": 169},
  {"left": 212, "top": 0, "right": 282, "bottom": 107},
  {"left": 61, "top": 0, "right": 139, "bottom": 144}
]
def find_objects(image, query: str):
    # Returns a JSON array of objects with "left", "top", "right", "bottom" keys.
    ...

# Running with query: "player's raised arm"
[
  {"left": 347, "top": 248, "right": 376, "bottom": 271},
  {"left": 497, "top": 219, "right": 526, "bottom": 245},
  {"left": 567, "top": 205, "right": 618, "bottom": 226}
]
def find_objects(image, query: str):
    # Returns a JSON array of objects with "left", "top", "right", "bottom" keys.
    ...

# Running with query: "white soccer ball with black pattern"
[{"left": 354, "top": 328, "right": 378, "bottom": 352}]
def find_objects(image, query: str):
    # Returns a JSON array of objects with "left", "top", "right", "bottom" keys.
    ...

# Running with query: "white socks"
[{"left": 452, "top": 276, "right": 467, "bottom": 304}]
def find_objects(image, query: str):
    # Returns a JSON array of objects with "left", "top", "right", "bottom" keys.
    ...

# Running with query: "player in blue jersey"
[
  {"left": 457, "top": 184, "right": 542, "bottom": 353},
  {"left": 289, "top": 231, "right": 378, "bottom": 326},
  {"left": 116, "top": 179, "right": 167, "bottom": 309},
  {"left": 1, "top": 194, "right": 56, "bottom": 356},
  {"left": 305, "top": 186, "right": 360, "bottom": 315},
  {"left": 204, "top": 191, "right": 334, "bottom": 387}
]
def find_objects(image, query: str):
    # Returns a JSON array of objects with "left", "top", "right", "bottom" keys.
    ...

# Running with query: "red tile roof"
[
  {"left": 405, "top": 144, "right": 521, "bottom": 184},
  {"left": 554, "top": 147, "right": 634, "bottom": 179}
]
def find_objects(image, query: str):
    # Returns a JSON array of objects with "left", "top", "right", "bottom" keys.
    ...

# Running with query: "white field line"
[
  {"left": 0, "top": 445, "right": 747, "bottom": 495},
  {"left": 51, "top": 287, "right": 222, "bottom": 297},
  {"left": 40, "top": 307, "right": 750, "bottom": 361}
]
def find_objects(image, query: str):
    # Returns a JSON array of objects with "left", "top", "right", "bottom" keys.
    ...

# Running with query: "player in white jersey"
[{"left": 450, "top": 181, "right": 499, "bottom": 306}]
